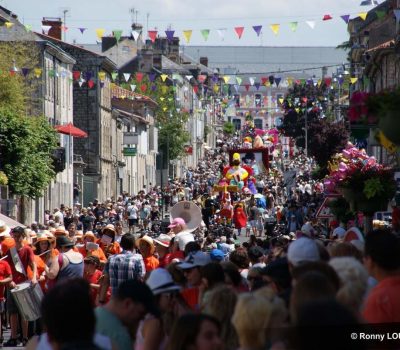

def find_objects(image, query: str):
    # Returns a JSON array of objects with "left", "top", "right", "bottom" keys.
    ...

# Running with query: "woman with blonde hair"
[
  {"left": 329, "top": 256, "right": 369, "bottom": 315},
  {"left": 232, "top": 290, "right": 287, "bottom": 350}
]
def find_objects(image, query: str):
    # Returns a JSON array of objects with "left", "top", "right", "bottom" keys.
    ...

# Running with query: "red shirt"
[
  {"left": 6, "top": 245, "right": 35, "bottom": 284},
  {"left": 181, "top": 287, "right": 200, "bottom": 311},
  {"left": 85, "top": 269, "right": 103, "bottom": 303},
  {"left": 363, "top": 276, "right": 400, "bottom": 323},
  {"left": 0, "top": 260, "right": 11, "bottom": 300},
  {"left": 159, "top": 253, "right": 173, "bottom": 268}
]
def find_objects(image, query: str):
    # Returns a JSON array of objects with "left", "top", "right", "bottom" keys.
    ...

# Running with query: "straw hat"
[
  {"left": 135, "top": 235, "right": 155, "bottom": 254},
  {"left": 83, "top": 231, "right": 96, "bottom": 241},
  {"left": 0, "top": 220, "right": 11, "bottom": 237},
  {"left": 102, "top": 224, "right": 116, "bottom": 236},
  {"left": 54, "top": 226, "right": 67, "bottom": 236}
]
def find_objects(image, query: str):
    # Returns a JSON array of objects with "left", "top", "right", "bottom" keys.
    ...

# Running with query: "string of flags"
[{"left": 3, "top": 8, "right": 390, "bottom": 44}]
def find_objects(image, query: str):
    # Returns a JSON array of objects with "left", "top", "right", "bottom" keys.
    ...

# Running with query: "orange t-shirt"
[
  {"left": 98, "top": 241, "right": 121, "bottom": 256},
  {"left": 181, "top": 287, "right": 200, "bottom": 311},
  {"left": 1, "top": 237, "right": 15, "bottom": 256},
  {"left": 79, "top": 246, "right": 107, "bottom": 264},
  {"left": 143, "top": 256, "right": 159, "bottom": 272},
  {"left": 363, "top": 276, "right": 400, "bottom": 323}
]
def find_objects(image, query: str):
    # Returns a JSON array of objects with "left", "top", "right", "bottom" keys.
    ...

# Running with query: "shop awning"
[
  {"left": 0, "top": 212, "right": 25, "bottom": 229},
  {"left": 55, "top": 123, "right": 88, "bottom": 138}
]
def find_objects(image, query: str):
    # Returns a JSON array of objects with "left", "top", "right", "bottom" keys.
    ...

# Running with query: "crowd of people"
[{"left": 0, "top": 134, "right": 398, "bottom": 349}]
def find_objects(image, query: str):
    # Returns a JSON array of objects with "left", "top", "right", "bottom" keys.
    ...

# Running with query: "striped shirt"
[{"left": 104, "top": 250, "right": 145, "bottom": 295}]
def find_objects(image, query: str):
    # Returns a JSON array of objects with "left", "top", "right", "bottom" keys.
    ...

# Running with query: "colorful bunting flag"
[
  {"left": 111, "top": 72, "right": 118, "bottom": 81},
  {"left": 244, "top": 84, "right": 250, "bottom": 92},
  {"left": 78, "top": 78, "right": 85, "bottom": 88},
  {"left": 340, "top": 15, "right": 350, "bottom": 24},
  {"left": 148, "top": 30, "right": 158, "bottom": 43},
  {"left": 217, "top": 28, "right": 226, "bottom": 40},
  {"left": 375, "top": 10, "right": 386, "bottom": 20},
  {"left": 151, "top": 85, "right": 157, "bottom": 91},
  {"left": 162, "top": 86, "right": 168, "bottom": 94},
  {"left": 21, "top": 68, "right": 30, "bottom": 77},
  {"left": 279, "top": 98, "right": 284, "bottom": 105},
  {"left": 183, "top": 30, "right": 192, "bottom": 43},
  {"left": 88, "top": 80, "right": 95, "bottom": 89},
  {"left": 254, "top": 82, "right": 260, "bottom": 90},
  {"left": 289, "top": 22, "right": 298, "bottom": 32},
  {"left": 34, "top": 68, "right": 42, "bottom": 78},
  {"left": 161, "top": 74, "right": 168, "bottom": 82},
  {"left": 306, "top": 21, "right": 316, "bottom": 29},
  {"left": 42, "top": 25, "right": 52, "bottom": 35},
  {"left": 24, "top": 24, "right": 32, "bottom": 32},
  {"left": 123, "top": 73, "right": 131, "bottom": 82},
  {"left": 160, "top": 97, "right": 165, "bottom": 101},
  {"left": 236, "top": 77, "right": 243, "bottom": 85},
  {"left": 359, "top": 12, "right": 368, "bottom": 21},
  {"left": 213, "top": 85, "right": 220, "bottom": 93},
  {"left": 193, "top": 85, "right": 199, "bottom": 94},
  {"left": 113, "top": 30, "right": 123, "bottom": 42},
  {"left": 198, "top": 75, "right": 207, "bottom": 84},
  {"left": 253, "top": 25, "right": 262, "bottom": 36},
  {"left": 78, "top": 28, "right": 87, "bottom": 34},
  {"left": 136, "top": 72, "right": 144, "bottom": 82},
  {"left": 233, "top": 85, "right": 239, "bottom": 93},
  {"left": 324, "top": 77, "right": 332, "bottom": 87},
  {"left": 141, "top": 84, "right": 147, "bottom": 92},
  {"left": 201, "top": 29, "right": 210, "bottom": 41},
  {"left": 165, "top": 30, "right": 175, "bottom": 42},
  {"left": 270, "top": 24, "right": 280, "bottom": 35},
  {"left": 98, "top": 71, "right": 106, "bottom": 81},
  {"left": 149, "top": 73, "right": 156, "bottom": 82},
  {"left": 261, "top": 77, "right": 268, "bottom": 86},
  {"left": 287, "top": 77, "right": 293, "bottom": 86},
  {"left": 73, "top": 71, "right": 81, "bottom": 81},
  {"left": 5, "top": 22, "right": 14, "bottom": 29},
  {"left": 132, "top": 30, "right": 140, "bottom": 41},
  {"left": 95, "top": 28, "right": 105, "bottom": 40},
  {"left": 234, "top": 27, "right": 244, "bottom": 39},
  {"left": 223, "top": 76, "right": 231, "bottom": 84},
  {"left": 186, "top": 75, "right": 193, "bottom": 81},
  {"left": 350, "top": 77, "right": 358, "bottom": 84},
  {"left": 275, "top": 77, "right": 281, "bottom": 86},
  {"left": 322, "top": 14, "right": 332, "bottom": 21},
  {"left": 130, "top": 84, "right": 136, "bottom": 91},
  {"left": 249, "top": 77, "right": 255, "bottom": 86}
]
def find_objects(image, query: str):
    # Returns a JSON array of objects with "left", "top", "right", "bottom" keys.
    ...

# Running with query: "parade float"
[{"left": 324, "top": 142, "right": 396, "bottom": 233}]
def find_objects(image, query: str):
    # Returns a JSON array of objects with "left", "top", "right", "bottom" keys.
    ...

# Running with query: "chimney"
[
  {"left": 200, "top": 57, "right": 208, "bottom": 67},
  {"left": 42, "top": 17, "right": 62, "bottom": 40}
]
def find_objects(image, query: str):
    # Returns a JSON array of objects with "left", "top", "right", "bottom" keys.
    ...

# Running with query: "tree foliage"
[
  {"left": 0, "top": 42, "right": 58, "bottom": 198},
  {"left": 223, "top": 121, "right": 235, "bottom": 135}
]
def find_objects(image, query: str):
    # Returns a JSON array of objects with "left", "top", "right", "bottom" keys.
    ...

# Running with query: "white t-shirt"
[{"left": 127, "top": 205, "right": 138, "bottom": 219}]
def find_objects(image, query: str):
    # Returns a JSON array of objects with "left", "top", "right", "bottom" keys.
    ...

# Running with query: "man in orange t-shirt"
[
  {"left": 0, "top": 232, "right": 15, "bottom": 257},
  {"left": 363, "top": 229, "right": 400, "bottom": 323},
  {"left": 136, "top": 236, "right": 159, "bottom": 273}
]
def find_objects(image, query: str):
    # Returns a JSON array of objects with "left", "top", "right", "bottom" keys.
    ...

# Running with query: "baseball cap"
[
  {"left": 210, "top": 249, "right": 225, "bottom": 262},
  {"left": 168, "top": 217, "right": 186, "bottom": 228},
  {"left": 287, "top": 237, "right": 320, "bottom": 266},
  {"left": 179, "top": 251, "right": 211, "bottom": 269},
  {"left": 153, "top": 234, "right": 172, "bottom": 248}
]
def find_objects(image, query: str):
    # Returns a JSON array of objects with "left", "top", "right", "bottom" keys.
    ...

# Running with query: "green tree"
[
  {"left": 0, "top": 42, "right": 58, "bottom": 198},
  {"left": 223, "top": 121, "right": 235, "bottom": 135}
]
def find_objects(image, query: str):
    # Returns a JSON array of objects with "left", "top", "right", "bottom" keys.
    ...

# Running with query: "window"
[
  {"left": 254, "top": 119, "right": 263, "bottom": 130},
  {"left": 232, "top": 118, "right": 241, "bottom": 131}
]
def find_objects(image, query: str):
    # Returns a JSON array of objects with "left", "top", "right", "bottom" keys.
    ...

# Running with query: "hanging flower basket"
[
  {"left": 340, "top": 188, "right": 388, "bottom": 215},
  {"left": 378, "top": 110, "right": 400, "bottom": 145}
]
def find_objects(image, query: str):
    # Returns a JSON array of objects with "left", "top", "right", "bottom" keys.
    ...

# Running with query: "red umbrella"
[{"left": 55, "top": 122, "right": 88, "bottom": 138}]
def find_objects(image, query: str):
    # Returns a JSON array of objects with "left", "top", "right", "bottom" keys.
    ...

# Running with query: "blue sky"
[{"left": 6, "top": 0, "right": 378, "bottom": 46}]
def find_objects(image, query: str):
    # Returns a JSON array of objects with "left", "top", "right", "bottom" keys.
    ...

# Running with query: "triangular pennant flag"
[
  {"left": 61, "top": 25, "right": 68, "bottom": 32},
  {"left": 78, "top": 79, "right": 85, "bottom": 88},
  {"left": 279, "top": 98, "right": 284, "bottom": 105},
  {"left": 234, "top": 27, "right": 244, "bottom": 39},
  {"left": 322, "top": 14, "right": 332, "bottom": 21},
  {"left": 201, "top": 29, "right": 210, "bottom": 41},
  {"left": 306, "top": 21, "right": 316, "bottom": 29},
  {"left": 24, "top": 24, "right": 32, "bottom": 32},
  {"left": 275, "top": 77, "right": 282, "bottom": 86},
  {"left": 198, "top": 75, "right": 207, "bottom": 84},
  {"left": 132, "top": 30, "right": 140, "bottom": 41},
  {"left": 245, "top": 84, "right": 250, "bottom": 92},
  {"left": 161, "top": 74, "right": 168, "bottom": 82},
  {"left": 21, "top": 68, "right": 29, "bottom": 77},
  {"left": 183, "top": 30, "right": 192, "bottom": 43},
  {"left": 149, "top": 73, "right": 156, "bottom": 82},
  {"left": 98, "top": 71, "right": 106, "bottom": 81},
  {"left": 340, "top": 15, "right": 350, "bottom": 24},
  {"left": 213, "top": 85, "right": 220, "bottom": 93},
  {"left": 136, "top": 72, "right": 144, "bottom": 83},
  {"left": 236, "top": 77, "right": 243, "bottom": 85},
  {"left": 148, "top": 30, "right": 158, "bottom": 43},
  {"left": 34, "top": 68, "right": 42, "bottom": 78},
  {"left": 300, "top": 78, "right": 306, "bottom": 86},
  {"left": 234, "top": 85, "right": 239, "bottom": 93},
  {"left": 287, "top": 77, "right": 293, "bottom": 86},
  {"left": 261, "top": 77, "right": 268, "bottom": 86},
  {"left": 73, "top": 71, "right": 81, "bottom": 81},
  {"left": 223, "top": 76, "right": 231, "bottom": 84},
  {"left": 395, "top": 10, "right": 400, "bottom": 22},
  {"left": 96, "top": 28, "right": 105, "bottom": 40},
  {"left": 123, "top": 73, "right": 131, "bottom": 82},
  {"left": 165, "top": 30, "right": 175, "bottom": 42},
  {"left": 186, "top": 75, "right": 193, "bottom": 81},
  {"left": 249, "top": 77, "right": 255, "bottom": 86},
  {"left": 350, "top": 77, "right": 358, "bottom": 84},
  {"left": 223, "top": 84, "right": 229, "bottom": 93},
  {"left": 5, "top": 22, "right": 14, "bottom": 29},
  {"left": 79, "top": 27, "right": 87, "bottom": 34},
  {"left": 289, "top": 22, "right": 298, "bottom": 32},
  {"left": 48, "top": 69, "right": 55, "bottom": 78},
  {"left": 159, "top": 97, "right": 165, "bottom": 101},
  {"left": 375, "top": 10, "right": 386, "bottom": 20},
  {"left": 317, "top": 79, "right": 322, "bottom": 87},
  {"left": 163, "top": 107, "right": 168, "bottom": 112},
  {"left": 295, "top": 108, "right": 300, "bottom": 114},
  {"left": 85, "top": 72, "right": 92, "bottom": 81},
  {"left": 212, "top": 75, "right": 219, "bottom": 83},
  {"left": 151, "top": 84, "right": 157, "bottom": 91},
  {"left": 203, "top": 86, "right": 209, "bottom": 94},
  {"left": 88, "top": 80, "right": 95, "bottom": 89},
  {"left": 111, "top": 72, "right": 118, "bottom": 81},
  {"left": 193, "top": 85, "right": 199, "bottom": 94},
  {"left": 324, "top": 77, "right": 332, "bottom": 87},
  {"left": 254, "top": 82, "right": 261, "bottom": 90},
  {"left": 113, "top": 30, "right": 123, "bottom": 42},
  {"left": 359, "top": 12, "right": 368, "bottom": 21},
  {"left": 253, "top": 25, "right": 262, "bottom": 36},
  {"left": 42, "top": 25, "right": 52, "bottom": 35},
  {"left": 217, "top": 28, "right": 226, "bottom": 40},
  {"left": 270, "top": 24, "right": 280, "bottom": 35},
  {"left": 141, "top": 84, "right": 147, "bottom": 92}
]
